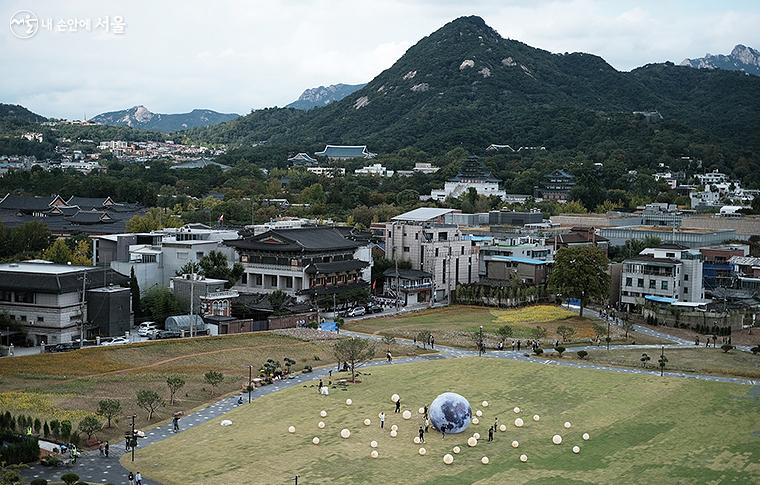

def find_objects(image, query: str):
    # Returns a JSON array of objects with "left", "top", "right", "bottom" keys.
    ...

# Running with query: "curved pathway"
[{"left": 22, "top": 319, "right": 758, "bottom": 485}]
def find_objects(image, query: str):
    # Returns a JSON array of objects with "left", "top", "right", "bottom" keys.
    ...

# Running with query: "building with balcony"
[
  {"left": 225, "top": 227, "right": 372, "bottom": 306},
  {"left": 382, "top": 268, "right": 433, "bottom": 305},
  {"left": 700, "top": 244, "right": 749, "bottom": 291}
]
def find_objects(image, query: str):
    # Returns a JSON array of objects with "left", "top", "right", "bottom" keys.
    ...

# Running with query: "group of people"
[
  {"left": 127, "top": 471, "right": 143, "bottom": 485},
  {"left": 97, "top": 440, "right": 110, "bottom": 457},
  {"left": 412, "top": 334, "right": 435, "bottom": 349},
  {"left": 696, "top": 334, "right": 731, "bottom": 347}
]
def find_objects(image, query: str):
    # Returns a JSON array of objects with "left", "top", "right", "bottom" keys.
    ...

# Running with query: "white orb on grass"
[
  {"left": 572, "top": 445, "right": 580, "bottom": 454},
  {"left": 390, "top": 430, "right": 397, "bottom": 438},
  {"left": 418, "top": 407, "right": 425, "bottom": 414},
  {"left": 312, "top": 437, "right": 320, "bottom": 445},
  {"left": 318, "top": 421, "right": 325, "bottom": 429},
  {"left": 472, "top": 417, "right": 480, "bottom": 425},
  {"left": 340, "top": 428, "right": 351, "bottom": 439},
  {"left": 499, "top": 424, "right": 507, "bottom": 432},
  {"left": 552, "top": 434, "right": 562, "bottom": 445},
  {"left": 370, "top": 450, "right": 379, "bottom": 458},
  {"left": 402, "top": 410, "right": 412, "bottom": 420},
  {"left": 533, "top": 415, "right": 540, "bottom": 422},
  {"left": 482, "top": 400, "right": 489, "bottom": 407},
  {"left": 346, "top": 399, "right": 353, "bottom": 406},
  {"left": 320, "top": 410, "right": 327, "bottom": 418},
  {"left": 452, "top": 446, "right": 461, "bottom": 454},
  {"left": 511, "top": 440, "right": 519, "bottom": 448},
  {"left": 520, "top": 454, "right": 528, "bottom": 463},
  {"left": 288, "top": 426, "right": 296, "bottom": 433},
  {"left": 481, "top": 456, "right": 490, "bottom": 465},
  {"left": 443, "top": 453, "right": 454, "bottom": 464},
  {"left": 582, "top": 433, "right": 590, "bottom": 441},
  {"left": 473, "top": 432, "right": 480, "bottom": 440},
  {"left": 370, "top": 440, "right": 378, "bottom": 448},
  {"left": 467, "top": 437, "right": 478, "bottom": 447},
  {"left": 513, "top": 407, "right": 521, "bottom": 414},
  {"left": 514, "top": 418, "right": 524, "bottom": 428},
  {"left": 220, "top": 419, "right": 232, "bottom": 427},
  {"left": 418, "top": 447, "right": 427, "bottom": 456},
  {"left": 475, "top": 410, "right": 483, "bottom": 417},
  {"left": 391, "top": 393, "right": 400, "bottom": 403},
  {"left": 564, "top": 421, "right": 572, "bottom": 429},
  {"left": 413, "top": 436, "right": 421, "bottom": 444},
  {"left": 364, "top": 419, "right": 371, "bottom": 426},
  {"left": 391, "top": 424, "right": 398, "bottom": 432}
]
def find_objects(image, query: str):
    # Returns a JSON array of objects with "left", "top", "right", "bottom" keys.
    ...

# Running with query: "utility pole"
[
  {"left": 189, "top": 273, "right": 195, "bottom": 338},
  {"left": 248, "top": 364, "right": 253, "bottom": 403},
  {"left": 395, "top": 257, "right": 400, "bottom": 312},
  {"left": 79, "top": 271, "right": 88, "bottom": 348},
  {"left": 130, "top": 414, "right": 136, "bottom": 462}
]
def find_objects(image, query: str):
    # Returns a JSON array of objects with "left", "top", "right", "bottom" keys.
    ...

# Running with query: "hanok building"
[
  {"left": 536, "top": 169, "right": 576, "bottom": 201},
  {"left": 314, "top": 145, "right": 377, "bottom": 160},
  {"left": 287, "top": 152, "right": 318, "bottom": 167},
  {"left": 225, "top": 227, "right": 372, "bottom": 307},
  {"left": 546, "top": 228, "right": 609, "bottom": 256},
  {"left": 429, "top": 156, "right": 506, "bottom": 201}
]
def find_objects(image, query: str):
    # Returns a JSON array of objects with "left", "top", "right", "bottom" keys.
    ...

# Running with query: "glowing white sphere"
[
  {"left": 520, "top": 454, "right": 528, "bottom": 463},
  {"left": 390, "top": 430, "right": 397, "bottom": 438},
  {"left": 443, "top": 453, "right": 454, "bottom": 464},
  {"left": 452, "top": 446, "right": 461, "bottom": 454},
  {"left": 513, "top": 407, "right": 521, "bottom": 413},
  {"left": 514, "top": 418, "right": 524, "bottom": 427},
  {"left": 418, "top": 447, "right": 427, "bottom": 456},
  {"left": 391, "top": 393, "right": 400, "bottom": 403},
  {"left": 472, "top": 417, "right": 480, "bottom": 425},
  {"left": 340, "top": 428, "right": 351, "bottom": 439},
  {"left": 346, "top": 399, "right": 353, "bottom": 406},
  {"left": 370, "top": 450, "right": 379, "bottom": 458},
  {"left": 467, "top": 437, "right": 477, "bottom": 447},
  {"left": 481, "top": 456, "right": 489, "bottom": 465},
  {"left": 533, "top": 414, "right": 540, "bottom": 422},
  {"left": 499, "top": 424, "right": 507, "bottom": 432},
  {"left": 370, "top": 440, "right": 378, "bottom": 448},
  {"left": 312, "top": 437, "right": 320, "bottom": 445},
  {"left": 391, "top": 424, "right": 398, "bottom": 432},
  {"left": 572, "top": 445, "right": 580, "bottom": 454},
  {"left": 552, "top": 434, "right": 562, "bottom": 445},
  {"left": 482, "top": 400, "right": 489, "bottom": 407},
  {"left": 413, "top": 436, "right": 421, "bottom": 444},
  {"left": 582, "top": 433, "right": 590, "bottom": 441},
  {"left": 473, "top": 432, "right": 481, "bottom": 440},
  {"left": 418, "top": 407, "right": 425, "bottom": 414},
  {"left": 318, "top": 421, "right": 325, "bottom": 429},
  {"left": 320, "top": 410, "right": 327, "bottom": 417},
  {"left": 364, "top": 419, "right": 371, "bottom": 426},
  {"left": 288, "top": 426, "right": 295, "bottom": 433},
  {"left": 564, "top": 421, "right": 572, "bottom": 429},
  {"left": 402, "top": 410, "right": 412, "bottom": 420},
  {"left": 511, "top": 440, "right": 519, "bottom": 448},
  {"left": 475, "top": 410, "right": 483, "bottom": 417},
  {"left": 220, "top": 419, "right": 232, "bottom": 426}
]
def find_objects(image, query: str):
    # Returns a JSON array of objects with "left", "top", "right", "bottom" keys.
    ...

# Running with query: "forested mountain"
[
  {"left": 194, "top": 16, "right": 760, "bottom": 162},
  {"left": 286, "top": 83, "right": 367, "bottom": 110},
  {"left": 0, "top": 104, "right": 46, "bottom": 124},
  {"left": 91, "top": 105, "right": 239, "bottom": 132}
]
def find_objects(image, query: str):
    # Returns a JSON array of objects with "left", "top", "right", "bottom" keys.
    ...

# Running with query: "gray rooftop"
[{"left": 391, "top": 208, "right": 455, "bottom": 222}]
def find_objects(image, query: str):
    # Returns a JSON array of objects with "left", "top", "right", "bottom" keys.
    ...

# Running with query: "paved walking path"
[{"left": 21, "top": 314, "right": 758, "bottom": 485}]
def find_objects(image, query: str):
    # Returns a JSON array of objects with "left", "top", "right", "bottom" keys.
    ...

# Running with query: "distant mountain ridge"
[
  {"left": 91, "top": 105, "right": 239, "bottom": 132},
  {"left": 0, "top": 103, "right": 46, "bottom": 123},
  {"left": 286, "top": 83, "right": 366, "bottom": 110},
  {"left": 681, "top": 44, "right": 760, "bottom": 76}
]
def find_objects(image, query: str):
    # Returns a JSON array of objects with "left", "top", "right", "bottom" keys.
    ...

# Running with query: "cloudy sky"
[{"left": 2, "top": 0, "right": 759, "bottom": 119}]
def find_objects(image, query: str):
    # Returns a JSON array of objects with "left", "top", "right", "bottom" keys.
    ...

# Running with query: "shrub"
[
  {"left": 720, "top": 344, "right": 735, "bottom": 353},
  {"left": 0, "top": 432, "right": 40, "bottom": 464},
  {"left": 49, "top": 420, "right": 60, "bottom": 437},
  {"left": 78, "top": 415, "right": 103, "bottom": 440},
  {"left": 554, "top": 346, "right": 566, "bottom": 357},
  {"left": 751, "top": 345, "right": 760, "bottom": 355},
  {"left": 60, "top": 473, "right": 79, "bottom": 485},
  {"left": 31, "top": 479, "right": 48, "bottom": 485},
  {"left": 60, "top": 420, "right": 72, "bottom": 439},
  {"left": 577, "top": 350, "right": 588, "bottom": 360},
  {"left": 533, "top": 348, "right": 544, "bottom": 356}
]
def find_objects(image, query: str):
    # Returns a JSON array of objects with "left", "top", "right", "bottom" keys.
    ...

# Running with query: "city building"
[
  {"left": 488, "top": 209, "right": 543, "bottom": 227},
  {"left": 599, "top": 225, "right": 736, "bottom": 248},
  {"left": 385, "top": 208, "right": 478, "bottom": 302},
  {"left": 536, "top": 169, "right": 575, "bottom": 201},
  {"left": 478, "top": 240, "right": 553, "bottom": 279},
  {"left": 546, "top": 228, "right": 609, "bottom": 255},
  {"left": 640, "top": 203, "right": 682, "bottom": 227},
  {"left": 0, "top": 262, "right": 130, "bottom": 345},
  {"left": 306, "top": 167, "right": 346, "bottom": 177},
  {"left": 482, "top": 256, "right": 552, "bottom": 285},
  {"left": 429, "top": 156, "right": 506, "bottom": 201},
  {"left": 354, "top": 163, "right": 394, "bottom": 177},
  {"left": 700, "top": 244, "right": 749, "bottom": 290},
  {"left": 171, "top": 273, "right": 235, "bottom": 315},
  {"left": 314, "top": 145, "right": 376, "bottom": 160},
  {"left": 696, "top": 169, "right": 728, "bottom": 185},
  {"left": 382, "top": 268, "right": 434, "bottom": 306},
  {"left": 396, "top": 162, "right": 441, "bottom": 176},
  {"left": 225, "top": 227, "right": 372, "bottom": 306}
]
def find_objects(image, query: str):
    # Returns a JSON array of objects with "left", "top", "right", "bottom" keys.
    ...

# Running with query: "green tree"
[
  {"left": 269, "top": 290, "right": 287, "bottom": 315},
  {"left": 70, "top": 239, "right": 91, "bottom": 266},
  {"left": 166, "top": 375, "right": 186, "bottom": 405},
  {"left": 136, "top": 389, "right": 164, "bottom": 421},
  {"left": 556, "top": 325, "right": 576, "bottom": 342},
  {"left": 129, "top": 267, "right": 141, "bottom": 318},
  {"left": 496, "top": 325, "right": 513, "bottom": 342},
  {"left": 203, "top": 371, "right": 224, "bottom": 393},
  {"left": 140, "top": 287, "right": 181, "bottom": 324},
  {"left": 532, "top": 326, "right": 548, "bottom": 340},
  {"left": 42, "top": 238, "right": 72, "bottom": 264},
  {"left": 549, "top": 246, "right": 610, "bottom": 317},
  {"left": 332, "top": 337, "right": 376, "bottom": 382},
  {"left": 60, "top": 473, "right": 79, "bottom": 485},
  {"left": 77, "top": 416, "right": 102, "bottom": 440},
  {"left": 126, "top": 208, "right": 181, "bottom": 232},
  {"left": 96, "top": 399, "right": 121, "bottom": 428}
]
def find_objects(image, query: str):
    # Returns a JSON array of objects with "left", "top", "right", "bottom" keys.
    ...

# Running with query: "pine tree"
[{"left": 130, "top": 267, "right": 141, "bottom": 317}]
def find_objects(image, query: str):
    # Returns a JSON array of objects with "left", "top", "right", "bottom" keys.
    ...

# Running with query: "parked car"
[
  {"left": 347, "top": 306, "right": 366, "bottom": 317},
  {"left": 149, "top": 330, "right": 182, "bottom": 340},
  {"left": 137, "top": 322, "right": 158, "bottom": 337},
  {"left": 100, "top": 336, "right": 129, "bottom": 346},
  {"left": 366, "top": 305, "right": 383, "bottom": 314},
  {"left": 47, "top": 342, "right": 78, "bottom": 353}
]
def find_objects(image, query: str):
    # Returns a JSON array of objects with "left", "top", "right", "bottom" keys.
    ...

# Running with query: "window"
[
  {"left": 415, "top": 233, "right": 418, "bottom": 240},
  {"left": 196, "top": 252, "right": 204, "bottom": 259},
  {"left": 241, "top": 273, "right": 248, "bottom": 284},
  {"left": 36, "top": 316, "right": 44, "bottom": 323},
  {"left": 649, "top": 280, "right": 656, "bottom": 289},
  {"left": 625, "top": 277, "right": 632, "bottom": 287},
  {"left": 684, "top": 287, "right": 689, "bottom": 294},
  {"left": 177, "top": 251, "right": 188, "bottom": 260},
  {"left": 403, "top": 246, "right": 410, "bottom": 253},
  {"left": 255, "top": 274, "right": 263, "bottom": 286},
  {"left": 20, "top": 315, "right": 27, "bottom": 322},
  {"left": 0, "top": 290, "right": 11, "bottom": 302},
  {"left": 460, "top": 246, "right": 464, "bottom": 255},
  {"left": 666, "top": 252, "right": 675, "bottom": 258},
  {"left": 435, "top": 248, "right": 439, "bottom": 257},
  {"left": 14, "top": 292, "right": 34, "bottom": 304},
  {"left": 661, "top": 281, "right": 668, "bottom": 290},
  {"left": 637, "top": 278, "right": 644, "bottom": 288},
  {"left": 684, "top": 274, "right": 689, "bottom": 281}
]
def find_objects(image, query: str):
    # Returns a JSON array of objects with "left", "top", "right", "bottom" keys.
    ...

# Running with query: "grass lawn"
[
  {"left": 129, "top": 357, "right": 760, "bottom": 484},
  {"left": 0, "top": 330, "right": 426, "bottom": 444},
  {"left": 346, "top": 305, "right": 665, "bottom": 348}
]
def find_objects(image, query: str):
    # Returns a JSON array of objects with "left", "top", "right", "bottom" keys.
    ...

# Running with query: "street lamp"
[
  {"left": 606, "top": 319, "right": 611, "bottom": 351},
  {"left": 478, "top": 325, "right": 484, "bottom": 357},
  {"left": 248, "top": 365, "right": 253, "bottom": 403}
]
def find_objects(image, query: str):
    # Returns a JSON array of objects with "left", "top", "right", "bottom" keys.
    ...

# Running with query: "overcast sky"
[{"left": 2, "top": 0, "right": 759, "bottom": 119}]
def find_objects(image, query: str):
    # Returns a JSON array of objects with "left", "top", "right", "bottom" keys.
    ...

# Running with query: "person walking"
[
  {"left": 99, "top": 442, "right": 104, "bottom": 457},
  {"left": 430, "top": 336, "right": 435, "bottom": 349},
  {"left": 517, "top": 340, "right": 521, "bottom": 351},
  {"left": 423, "top": 405, "right": 428, "bottom": 419},
  {"left": 380, "top": 412, "right": 385, "bottom": 429},
  {"left": 318, "top": 379, "right": 323, "bottom": 392},
  {"left": 128, "top": 472, "right": 135, "bottom": 485},
  {"left": 424, "top": 417, "right": 430, "bottom": 433},
  {"left": 418, "top": 425, "right": 425, "bottom": 443},
  {"left": 104, "top": 441, "right": 109, "bottom": 458},
  {"left": 395, "top": 399, "right": 401, "bottom": 413},
  {"left": 494, "top": 417, "right": 499, "bottom": 430},
  {"left": 135, "top": 471, "right": 143, "bottom": 485},
  {"left": 488, "top": 426, "right": 494, "bottom": 442},
  {"left": 441, "top": 426, "right": 446, "bottom": 439},
  {"left": 386, "top": 351, "right": 392, "bottom": 363},
  {"left": 172, "top": 415, "right": 180, "bottom": 433}
]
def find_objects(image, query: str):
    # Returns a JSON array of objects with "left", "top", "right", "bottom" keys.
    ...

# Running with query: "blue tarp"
[
  {"left": 644, "top": 295, "right": 676, "bottom": 304},
  {"left": 320, "top": 321, "right": 338, "bottom": 332}
]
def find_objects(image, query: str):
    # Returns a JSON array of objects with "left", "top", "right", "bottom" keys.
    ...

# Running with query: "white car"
[
  {"left": 137, "top": 322, "right": 158, "bottom": 337},
  {"left": 347, "top": 306, "right": 366, "bottom": 317},
  {"left": 101, "top": 336, "right": 130, "bottom": 346}
]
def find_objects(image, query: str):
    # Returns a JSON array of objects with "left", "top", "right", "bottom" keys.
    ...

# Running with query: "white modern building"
[
  {"left": 354, "top": 164, "right": 394, "bottom": 177},
  {"left": 306, "top": 167, "right": 346, "bottom": 177}
]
